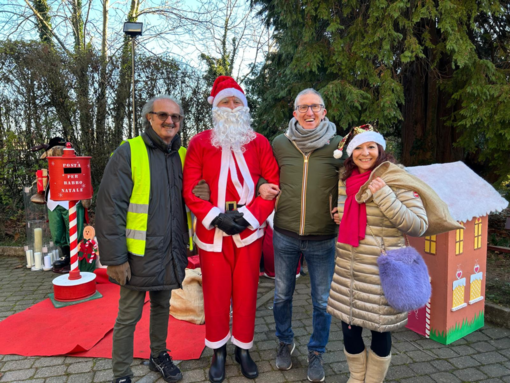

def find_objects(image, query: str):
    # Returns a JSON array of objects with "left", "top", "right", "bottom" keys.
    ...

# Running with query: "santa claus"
[{"left": 183, "top": 76, "right": 279, "bottom": 383}]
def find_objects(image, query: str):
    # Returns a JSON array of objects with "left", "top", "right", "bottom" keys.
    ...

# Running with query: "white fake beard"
[{"left": 211, "top": 106, "right": 256, "bottom": 152}]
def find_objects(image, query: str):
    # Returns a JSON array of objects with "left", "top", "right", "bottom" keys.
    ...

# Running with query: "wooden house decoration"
[{"left": 404, "top": 162, "right": 508, "bottom": 345}]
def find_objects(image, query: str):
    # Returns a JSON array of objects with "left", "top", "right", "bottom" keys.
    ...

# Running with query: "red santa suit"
[{"left": 183, "top": 129, "right": 279, "bottom": 349}]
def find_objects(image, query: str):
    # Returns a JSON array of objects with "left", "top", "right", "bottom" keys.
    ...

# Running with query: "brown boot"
[
  {"left": 365, "top": 349, "right": 391, "bottom": 383},
  {"left": 344, "top": 349, "right": 366, "bottom": 383}
]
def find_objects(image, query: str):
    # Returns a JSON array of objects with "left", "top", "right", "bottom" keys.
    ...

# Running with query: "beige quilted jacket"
[{"left": 327, "top": 166, "right": 428, "bottom": 332}]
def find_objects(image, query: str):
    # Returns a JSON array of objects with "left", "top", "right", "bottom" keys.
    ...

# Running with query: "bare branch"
[{"left": 23, "top": 0, "right": 71, "bottom": 54}]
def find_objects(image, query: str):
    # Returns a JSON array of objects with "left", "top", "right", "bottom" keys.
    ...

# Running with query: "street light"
[
  {"left": 123, "top": 22, "right": 143, "bottom": 135},
  {"left": 123, "top": 22, "right": 143, "bottom": 37}
]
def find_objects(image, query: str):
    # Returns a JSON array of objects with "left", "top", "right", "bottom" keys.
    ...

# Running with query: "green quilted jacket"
[{"left": 273, "top": 134, "right": 344, "bottom": 236}]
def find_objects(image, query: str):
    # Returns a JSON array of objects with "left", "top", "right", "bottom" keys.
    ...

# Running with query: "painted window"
[
  {"left": 452, "top": 268, "right": 467, "bottom": 311},
  {"left": 425, "top": 235, "right": 436, "bottom": 254},
  {"left": 455, "top": 222, "right": 464, "bottom": 255},
  {"left": 474, "top": 218, "right": 482, "bottom": 249},
  {"left": 469, "top": 272, "right": 484, "bottom": 304}
]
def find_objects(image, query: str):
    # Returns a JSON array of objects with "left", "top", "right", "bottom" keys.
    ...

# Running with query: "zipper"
[
  {"left": 287, "top": 138, "right": 314, "bottom": 236},
  {"left": 275, "top": 191, "right": 282, "bottom": 212},
  {"left": 166, "top": 151, "right": 182, "bottom": 289}
]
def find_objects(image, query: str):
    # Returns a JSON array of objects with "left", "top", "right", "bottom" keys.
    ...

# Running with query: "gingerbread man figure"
[{"left": 77, "top": 225, "right": 98, "bottom": 272}]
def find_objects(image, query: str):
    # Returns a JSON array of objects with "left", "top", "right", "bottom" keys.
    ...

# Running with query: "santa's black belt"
[{"left": 226, "top": 201, "right": 245, "bottom": 211}]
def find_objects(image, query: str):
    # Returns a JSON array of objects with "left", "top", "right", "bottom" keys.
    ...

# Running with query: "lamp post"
[{"left": 123, "top": 22, "right": 143, "bottom": 136}]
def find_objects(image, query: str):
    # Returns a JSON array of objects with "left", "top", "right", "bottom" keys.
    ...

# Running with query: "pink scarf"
[{"left": 338, "top": 169, "right": 372, "bottom": 247}]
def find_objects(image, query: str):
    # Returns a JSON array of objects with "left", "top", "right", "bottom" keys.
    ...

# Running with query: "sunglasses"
[{"left": 149, "top": 111, "right": 183, "bottom": 123}]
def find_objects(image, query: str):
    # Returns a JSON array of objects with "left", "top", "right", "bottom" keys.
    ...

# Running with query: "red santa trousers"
[{"left": 199, "top": 236, "right": 263, "bottom": 349}]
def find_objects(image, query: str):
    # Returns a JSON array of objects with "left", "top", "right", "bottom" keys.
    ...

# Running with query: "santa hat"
[
  {"left": 208, "top": 76, "right": 248, "bottom": 108},
  {"left": 333, "top": 124, "right": 386, "bottom": 159}
]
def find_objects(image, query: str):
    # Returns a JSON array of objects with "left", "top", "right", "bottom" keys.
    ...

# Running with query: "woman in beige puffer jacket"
[{"left": 327, "top": 126, "right": 428, "bottom": 383}]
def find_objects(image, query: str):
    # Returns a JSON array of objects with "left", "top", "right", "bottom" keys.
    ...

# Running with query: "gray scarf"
[{"left": 286, "top": 117, "right": 336, "bottom": 154}]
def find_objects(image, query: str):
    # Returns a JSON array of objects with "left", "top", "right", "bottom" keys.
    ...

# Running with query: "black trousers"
[{"left": 341, "top": 321, "right": 392, "bottom": 357}]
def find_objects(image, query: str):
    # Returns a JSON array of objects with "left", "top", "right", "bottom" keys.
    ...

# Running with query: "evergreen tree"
[{"left": 250, "top": 0, "right": 510, "bottom": 182}]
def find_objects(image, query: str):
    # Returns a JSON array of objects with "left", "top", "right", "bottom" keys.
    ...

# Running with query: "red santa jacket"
[{"left": 183, "top": 130, "right": 279, "bottom": 252}]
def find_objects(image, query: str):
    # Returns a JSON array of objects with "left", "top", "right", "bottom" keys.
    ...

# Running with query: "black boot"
[
  {"left": 53, "top": 246, "right": 70, "bottom": 270},
  {"left": 209, "top": 344, "right": 227, "bottom": 383},
  {"left": 235, "top": 346, "right": 258, "bottom": 379}
]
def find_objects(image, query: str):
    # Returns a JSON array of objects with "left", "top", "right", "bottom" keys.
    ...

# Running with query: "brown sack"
[
  {"left": 356, "top": 162, "right": 463, "bottom": 236},
  {"left": 170, "top": 268, "right": 205, "bottom": 325}
]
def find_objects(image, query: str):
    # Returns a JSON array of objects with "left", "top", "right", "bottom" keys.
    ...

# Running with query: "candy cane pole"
[{"left": 68, "top": 200, "right": 81, "bottom": 281}]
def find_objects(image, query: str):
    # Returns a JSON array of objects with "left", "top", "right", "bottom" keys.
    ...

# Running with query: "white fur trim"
[
  {"left": 196, "top": 146, "right": 258, "bottom": 252},
  {"left": 238, "top": 206, "right": 259, "bottom": 230},
  {"left": 232, "top": 227, "right": 266, "bottom": 248},
  {"left": 203, "top": 207, "right": 221, "bottom": 230},
  {"left": 231, "top": 335, "right": 253, "bottom": 349},
  {"left": 217, "top": 148, "right": 230, "bottom": 214},
  {"left": 194, "top": 233, "right": 222, "bottom": 252},
  {"left": 195, "top": 226, "right": 265, "bottom": 251},
  {"left": 233, "top": 151, "right": 255, "bottom": 204},
  {"left": 205, "top": 332, "right": 231, "bottom": 349},
  {"left": 333, "top": 149, "right": 343, "bottom": 159},
  {"left": 266, "top": 211, "right": 275, "bottom": 230},
  {"left": 228, "top": 152, "right": 248, "bottom": 204},
  {"left": 346, "top": 131, "right": 386, "bottom": 157},
  {"left": 212, "top": 88, "right": 248, "bottom": 108},
  {"left": 208, "top": 96, "right": 214, "bottom": 104}
]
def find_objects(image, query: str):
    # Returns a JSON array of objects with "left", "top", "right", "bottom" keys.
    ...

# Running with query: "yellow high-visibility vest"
[{"left": 121, "top": 136, "right": 192, "bottom": 256}]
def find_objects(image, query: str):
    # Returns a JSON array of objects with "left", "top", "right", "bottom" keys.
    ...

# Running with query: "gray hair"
[
  {"left": 293, "top": 88, "right": 325, "bottom": 109},
  {"left": 141, "top": 95, "right": 184, "bottom": 130}
]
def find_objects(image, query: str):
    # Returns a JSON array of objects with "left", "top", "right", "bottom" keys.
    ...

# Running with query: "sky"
[{"left": 0, "top": 0, "right": 270, "bottom": 80}]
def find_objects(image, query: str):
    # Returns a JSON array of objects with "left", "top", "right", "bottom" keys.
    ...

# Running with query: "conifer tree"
[{"left": 249, "top": 0, "right": 510, "bottom": 181}]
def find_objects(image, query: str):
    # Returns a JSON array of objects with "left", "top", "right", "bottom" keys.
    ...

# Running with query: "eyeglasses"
[
  {"left": 149, "top": 111, "right": 183, "bottom": 123},
  {"left": 296, "top": 104, "right": 324, "bottom": 113}
]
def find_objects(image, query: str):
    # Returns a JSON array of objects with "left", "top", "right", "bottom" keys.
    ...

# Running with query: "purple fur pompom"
[{"left": 377, "top": 246, "right": 431, "bottom": 312}]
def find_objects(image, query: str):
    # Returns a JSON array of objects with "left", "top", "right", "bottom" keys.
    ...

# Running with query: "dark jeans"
[
  {"left": 341, "top": 321, "right": 392, "bottom": 357},
  {"left": 273, "top": 230, "right": 336, "bottom": 353},
  {"left": 112, "top": 286, "right": 172, "bottom": 378}
]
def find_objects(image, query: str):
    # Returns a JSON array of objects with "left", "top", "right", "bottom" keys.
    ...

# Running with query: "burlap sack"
[
  {"left": 356, "top": 162, "right": 464, "bottom": 236},
  {"left": 170, "top": 268, "right": 205, "bottom": 325}
]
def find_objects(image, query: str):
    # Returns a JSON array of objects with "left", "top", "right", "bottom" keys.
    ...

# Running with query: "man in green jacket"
[{"left": 260, "top": 89, "right": 344, "bottom": 382}]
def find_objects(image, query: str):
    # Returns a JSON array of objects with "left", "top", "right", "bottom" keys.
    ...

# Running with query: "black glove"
[
  {"left": 234, "top": 216, "right": 250, "bottom": 229},
  {"left": 212, "top": 211, "right": 247, "bottom": 236}
]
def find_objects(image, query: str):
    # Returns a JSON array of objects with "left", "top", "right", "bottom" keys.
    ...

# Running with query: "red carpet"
[
  {"left": 0, "top": 283, "right": 205, "bottom": 360},
  {"left": 74, "top": 307, "right": 205, "bottom": 360}
]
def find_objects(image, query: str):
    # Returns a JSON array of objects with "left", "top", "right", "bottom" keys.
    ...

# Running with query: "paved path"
[{"left": 1, "top": 256, "right": 509, "bottom": 382}]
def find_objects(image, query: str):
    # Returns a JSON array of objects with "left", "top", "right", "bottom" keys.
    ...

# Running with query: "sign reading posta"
[{"left": 47, "top": 142, "right": 92, "bottom": 201}]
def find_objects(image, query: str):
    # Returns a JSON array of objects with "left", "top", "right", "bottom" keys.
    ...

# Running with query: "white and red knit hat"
[
  {"left": 208, "top": 76, "right": 248, "bottom": 108},
  {"left": 333, "top": 124, "right": 386, "bottom": 159}
]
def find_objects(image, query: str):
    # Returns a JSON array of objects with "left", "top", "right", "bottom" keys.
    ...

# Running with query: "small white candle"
[
  {"left": 44, "top": 255, "right": 52, "bottom": 269},
  {"left": 34, "top": 228, "right": 43, "bottom": 253},
  {"left": 26, "top": 250, "right": 33, "bottom": 268},
  {"left": 34, "top": 252, "right": 42, "bottom": 270}
]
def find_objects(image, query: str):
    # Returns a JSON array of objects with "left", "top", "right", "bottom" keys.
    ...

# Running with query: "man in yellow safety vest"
[{"left": 96, "top": 96, "right": 188, "bottom": 383}]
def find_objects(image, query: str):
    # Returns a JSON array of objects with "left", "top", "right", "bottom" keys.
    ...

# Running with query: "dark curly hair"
[{"left": 340, "top": 144, "right": 396, "bottom": 181}]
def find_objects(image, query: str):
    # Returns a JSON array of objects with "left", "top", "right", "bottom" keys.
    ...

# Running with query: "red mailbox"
[
  {"left": 48, "top": 142, "right": 97, "bottom": 301},
  {"left": 47, "top": 143, "right": 92, "bottom": 201}
]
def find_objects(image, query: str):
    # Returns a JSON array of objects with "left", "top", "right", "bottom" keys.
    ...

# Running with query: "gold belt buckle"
[{"left": 225, "top": 201, "right": 237, "bottom": 211}]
